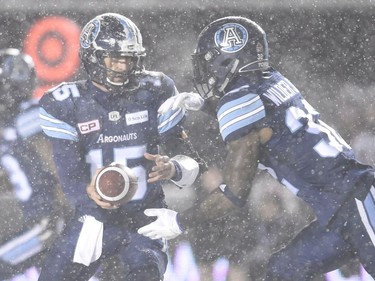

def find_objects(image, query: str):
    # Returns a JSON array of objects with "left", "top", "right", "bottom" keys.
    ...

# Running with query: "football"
[{"left": 95, "top": 162, "right": 138, "bottom": 204}]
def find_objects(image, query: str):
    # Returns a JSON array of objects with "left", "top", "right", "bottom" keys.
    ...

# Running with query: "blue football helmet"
[
  {"left": 0, "top": 48, "right": 36, "bottom": 118},
  {"left": 80, "top": 13, "right": 146, "bottom": 92},
  {"left": 192, "top": 16, "right": 269, "bottom": 99}
]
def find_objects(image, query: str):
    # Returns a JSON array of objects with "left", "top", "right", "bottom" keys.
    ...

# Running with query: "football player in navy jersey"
[
  {"left": 0, "top": 48, "right": 68, "bottom": 279},
  {"left": 138, "top": 16, "right": 375, "bottom": 280},
  {"left": 38, "top": 13, "right": 204, "bottom": 281}
]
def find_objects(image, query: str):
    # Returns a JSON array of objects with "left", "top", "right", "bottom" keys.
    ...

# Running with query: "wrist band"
[{"left": 218, "top": 183, "right": 246, "bottom": 208}]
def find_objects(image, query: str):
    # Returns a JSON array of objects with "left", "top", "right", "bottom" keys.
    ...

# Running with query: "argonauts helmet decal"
[
  {"left": 214, "top": 23, "right": 248, "bottom": 53},
  {"left": 192, "top": 16, "right": 269, "bottom": 99},
  {"left": 80, "top": 19, "right": 100, "bottom": 49}
]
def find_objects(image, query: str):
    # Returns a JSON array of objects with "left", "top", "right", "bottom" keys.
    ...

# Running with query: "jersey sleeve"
[
  {"left": 39, "top": 83, "right": 79, "bottom": 142},
  {"left": 152, "top": 74, "right": 208, "bottom": 175},
  {"left": 217, "top": 89, "right": 266, "bottom": 142},
  {"left": 158, "top": 106, "right": 186, "bottom": 135},
  {"left": 38, "top": 83, "right": 91, "bottom": 207},
  {"left": 155, "top": 74, "right": 186, "bottom": 136}
]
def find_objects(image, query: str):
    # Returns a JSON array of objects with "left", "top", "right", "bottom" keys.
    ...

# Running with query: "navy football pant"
[
  {"left": 38, "top": 210, "right": 167, "bottom": 281},
  {"left": 265, "top": 186, "right": 375, "bottom": 280}
]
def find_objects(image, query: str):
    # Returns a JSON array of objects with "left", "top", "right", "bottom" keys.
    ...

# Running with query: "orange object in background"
[
  {"left": 31, "top": 84, "right": 54, "bottom": 100},
  {"left": 24, "top": 16, "right": 81, "bottom": 99}
]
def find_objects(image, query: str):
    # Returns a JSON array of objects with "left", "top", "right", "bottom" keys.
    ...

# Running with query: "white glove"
[
  {"left": 158, "top": 92, "right": 204, "bottom": 115},
  {"left": 137, "top": 208, "right": 183, "bottom": 240}
]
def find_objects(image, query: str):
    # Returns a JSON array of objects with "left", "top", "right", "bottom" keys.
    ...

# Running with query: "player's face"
[{"left": 104, "top": 56, "right": 134, "bottom": 85}]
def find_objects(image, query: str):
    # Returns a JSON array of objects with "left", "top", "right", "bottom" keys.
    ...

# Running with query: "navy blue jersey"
[
  {"left": 216, "top": 68, "right": 374, "bottom": 225},
  {"left": 39, "top": 71, "right": 185, "bottom": 219}
]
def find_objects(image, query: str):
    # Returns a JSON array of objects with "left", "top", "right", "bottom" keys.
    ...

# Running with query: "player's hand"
[
  {"left": 158, "top": 92, "right": 204, "bottom": 115},
  {"left": 144, "top": 152, "right": 176, "bottom": 183},
  {"left": 86, "top": 169, "right": 121, "bottom": 210},
  {"left": 138, "top": 208, "right": 183, "bottom": 240}
]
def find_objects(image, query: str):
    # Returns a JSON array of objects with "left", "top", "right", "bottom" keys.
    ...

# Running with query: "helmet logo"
[
  {"left": 215, "top": 23, "right": 248, "bottom": 53},
  {"left": 81, "top": 19, "right": 101, "bottom": 49}
]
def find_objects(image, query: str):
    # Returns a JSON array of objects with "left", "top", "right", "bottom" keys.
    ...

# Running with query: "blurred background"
[{"left": 1, "top": 0, "right": 374, "bottom": 280}]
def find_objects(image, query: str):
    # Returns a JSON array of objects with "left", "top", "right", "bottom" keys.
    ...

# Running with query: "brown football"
[{"left": 95, "top": 163, "right": 138, "bottom": 204}]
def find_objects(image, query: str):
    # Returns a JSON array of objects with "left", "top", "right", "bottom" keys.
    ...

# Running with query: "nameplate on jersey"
[
  {"left": 109, "top": 111, "right": 121, "bottom": 122},
  {"left": 78, "top": 119, "right": 100, "bottom": 134},
  {"left": 125, "top": 110, "right": 148, "bottom": 125},
  {"left": 263, "top": 80, "right": 299, "bottom": 106}
]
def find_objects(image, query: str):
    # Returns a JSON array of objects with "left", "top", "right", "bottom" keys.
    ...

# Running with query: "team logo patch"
[
  {"left": 78, "top": 119, "right": 100, "bottom": 134},
  {"left": 126, "top": 110, "right": 148, "bottom": 125},
  {"left": 80, "top": 19, "right": 100, "bottom": 49},
  {"left": 215, "top": 23, "right": 248, "bottom": 53},
  {"left": 109, "top": 111, "right": 121, "bottom": 122}
]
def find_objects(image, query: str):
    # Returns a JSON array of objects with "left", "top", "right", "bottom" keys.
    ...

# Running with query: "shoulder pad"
[
  {"left": 39, "top": 81, "right": 84, "bottom": 142},
  {"left": 44, "top": 81, "right": 86, "bottom": 102},
  {"left": 139, "top": 71, "right": 176, "bottom": 92},
  {"left": 136, "top": 71, "right": 177, "bottom": 105},
  {"left": 138, "top": 71, "right": 165, "bottom": 90},
  {"left": 42, "top": 82, "right": 80, "bottom": 101},
  {"left": 217, "top": 87, "right": 265, "bottom": 142}
]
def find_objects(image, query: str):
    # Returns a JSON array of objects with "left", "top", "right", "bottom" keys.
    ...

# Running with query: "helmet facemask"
[
  {"left": 91, "top": 51, "right": 144, "bottom": 92},
  {"left": 192, "top": 48, "right": 240, "bottom": 99}
]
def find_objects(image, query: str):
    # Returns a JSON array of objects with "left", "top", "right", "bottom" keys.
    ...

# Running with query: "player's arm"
[
  {"left": 86, "top": 167, "right": 115, "bottom": 209},
  {"left": 178, "top": 129, "right": 260, "bottom": 227},
  {"left": 49, "top": 138, "right": 93, "bottom": 207},
  {"left": 149, "top": 79, "right": 208, "bottom": 188},
  {"left": 39, "top": 90, "right": 94, "bottom": 209},
  {"left": 145, "top": 131, "right": 207, "bottom": 188},
  {"left": 138, "top": 129, "right": 262, "bottom": 239}
]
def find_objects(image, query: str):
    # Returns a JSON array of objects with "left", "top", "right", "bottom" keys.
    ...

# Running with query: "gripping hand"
[
  {"left": 158, "top": 92, "right": 204, "bottom": 115},
  {"left": 138, "top": 208, "right": 183, "bottom": 240}
]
